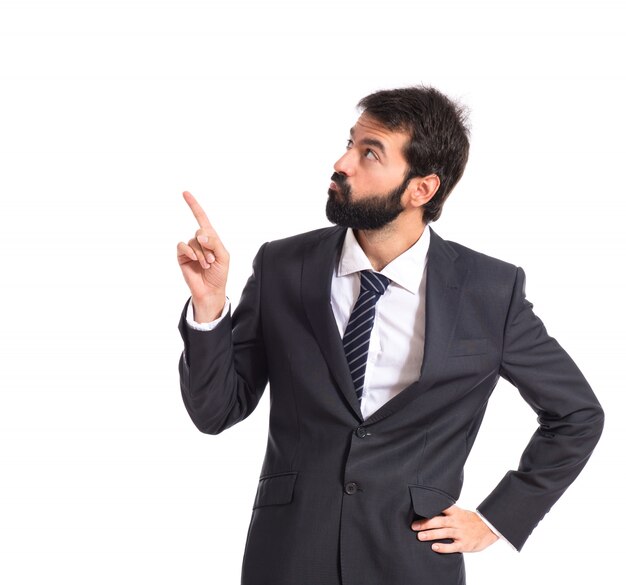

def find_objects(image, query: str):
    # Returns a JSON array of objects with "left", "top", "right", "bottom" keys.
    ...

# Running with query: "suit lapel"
[
  {"left": 301, "top": 226, "right": 365, "bottom": 421},
  {"left": 365, "top": 228, "right": 468, "bottom": 424}
]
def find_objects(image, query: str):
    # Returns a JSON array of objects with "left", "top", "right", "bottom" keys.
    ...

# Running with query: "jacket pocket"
[
  {"left": 253, "top": 471, "right": 298, "bottom": 509},
  {"left": 408, "top": 484, "right": 457, "bottom": 519}
]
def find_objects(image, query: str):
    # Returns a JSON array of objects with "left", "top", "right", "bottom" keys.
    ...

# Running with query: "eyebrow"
[{"left": 349, "top": 127, "right": 386, "bottom": 155}]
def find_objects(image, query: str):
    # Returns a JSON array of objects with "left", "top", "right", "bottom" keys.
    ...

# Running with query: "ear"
[{"left": 406, "top": 174, "right": 440, "bottom": 208}]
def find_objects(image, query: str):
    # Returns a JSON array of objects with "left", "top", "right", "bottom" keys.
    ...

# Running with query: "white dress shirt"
[{"left": 330, "top": 226, "right": 429, "bottom": 420}]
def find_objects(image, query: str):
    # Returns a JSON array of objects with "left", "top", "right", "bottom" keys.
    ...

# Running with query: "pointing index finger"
[{"left": 183, "top": 191, "right": 212, "bottom": 230}]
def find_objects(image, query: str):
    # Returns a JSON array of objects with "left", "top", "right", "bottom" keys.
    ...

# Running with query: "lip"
[{"left": 329, "top": 180, "right": 338, "bottom": 191}]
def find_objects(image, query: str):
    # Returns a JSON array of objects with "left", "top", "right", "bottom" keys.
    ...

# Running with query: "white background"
[{"left": 0, "top": 0, "right": 624, "bottom": 583}]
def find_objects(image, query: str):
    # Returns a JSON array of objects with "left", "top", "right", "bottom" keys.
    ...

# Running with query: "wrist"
[{"left": 191, "top": 293, "right": 226, "bottom": 323}]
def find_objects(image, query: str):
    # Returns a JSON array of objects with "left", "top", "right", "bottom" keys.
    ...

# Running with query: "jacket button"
[
  {"left": 344, "top": 482, "right": 358, "bottom": 495},
  {"left": 355, "top": 426, "right": 367, "bottom": 438}
]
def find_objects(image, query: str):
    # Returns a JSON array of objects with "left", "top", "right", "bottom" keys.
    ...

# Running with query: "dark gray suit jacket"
[{"left": 178, "top": 226, "right": 604, "bottom": 585}]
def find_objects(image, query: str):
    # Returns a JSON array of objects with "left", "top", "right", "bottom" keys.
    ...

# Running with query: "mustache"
[
  {"left": 331, "top": 172, "right": 347, "bottom": 187},
  {"left": 330, "top": 172, "right": 350, "bottom": 195}
]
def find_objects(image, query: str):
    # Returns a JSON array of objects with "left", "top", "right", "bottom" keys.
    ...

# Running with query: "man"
[{"left": 176, "top": 86, "right": 604, "bottom": 585}]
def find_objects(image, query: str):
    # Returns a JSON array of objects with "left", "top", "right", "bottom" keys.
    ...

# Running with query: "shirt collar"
[{"left": 336, "top": 225, "right": 430, "bottom": 295}]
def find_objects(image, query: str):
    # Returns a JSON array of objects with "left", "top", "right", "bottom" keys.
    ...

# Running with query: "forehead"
[{"left": 351, "top": 113, "right": 410, "bottom": 157}]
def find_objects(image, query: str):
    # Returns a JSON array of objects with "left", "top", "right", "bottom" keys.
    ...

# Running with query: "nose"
[{"left": 333, "top": 149, "right": 355, "bottom": 176}]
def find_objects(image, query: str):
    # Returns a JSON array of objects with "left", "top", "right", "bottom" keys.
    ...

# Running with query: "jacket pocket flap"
[
  {"left": 408, "top": 485, "right": 456, "bottom": 519},
  {"left": 253, "top": 472, "right": 298, "bottom": 509}
]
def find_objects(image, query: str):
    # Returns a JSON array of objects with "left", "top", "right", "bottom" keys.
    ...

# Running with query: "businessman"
[{"left": 176, "top": 86, "right": 604, "bottom": 585}]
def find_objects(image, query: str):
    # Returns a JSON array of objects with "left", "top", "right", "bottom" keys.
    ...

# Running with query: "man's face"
[{"left": 326, "top": 114, "right": 413, "bottom": 231}]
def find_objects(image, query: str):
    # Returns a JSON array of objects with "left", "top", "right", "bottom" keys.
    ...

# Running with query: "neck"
[{"left": 354, "top": 217, "right": 427, "bottom": 272}]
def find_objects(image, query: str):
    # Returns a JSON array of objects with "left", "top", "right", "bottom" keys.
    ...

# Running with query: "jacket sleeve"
[
  {"left": 477, "top": 266, "right": 604, "bottom": 551},
  {"left": 177, "top": 242, "right": 269, "bottom": 434}
]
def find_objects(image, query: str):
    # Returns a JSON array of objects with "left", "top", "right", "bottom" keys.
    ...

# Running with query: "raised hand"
[{"left": 177, "top": 191, "right": 230, "bottom": 322}]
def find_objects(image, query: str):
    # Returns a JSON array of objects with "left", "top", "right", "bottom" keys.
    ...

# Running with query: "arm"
[
  {"left": 178, "top": 242, "right": 269, "bottom": 435},
  {"left": 477, "top": 266, "right": 605, "bottom": 550},
  {"left": 176, "top": 190, "right": 269, "bottom": 435}
]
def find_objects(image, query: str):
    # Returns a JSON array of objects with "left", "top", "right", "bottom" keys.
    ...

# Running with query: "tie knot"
[{"left": 360, "top": 270, "right": 390, "bottom": 296}]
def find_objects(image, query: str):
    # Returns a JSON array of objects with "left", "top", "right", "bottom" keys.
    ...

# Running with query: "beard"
[{"left": 325, "top": 171, "right": 413, "bottom": 231}]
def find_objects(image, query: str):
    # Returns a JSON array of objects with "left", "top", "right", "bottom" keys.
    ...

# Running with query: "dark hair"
[{"left": 357, "top": 86, "right": 470, "bottom": 223}]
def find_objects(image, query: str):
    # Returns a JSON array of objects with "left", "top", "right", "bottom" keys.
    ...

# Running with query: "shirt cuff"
[
  {"left": 185, "top": 297, "right": 230, "bottom": 331},
  {"left": 475, "top": 510, "right": 518, "bottom": 552}
]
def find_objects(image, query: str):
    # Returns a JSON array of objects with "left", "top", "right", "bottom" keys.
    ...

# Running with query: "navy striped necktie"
[{"left": 342, "top": 270, "right": 391, "bottom": 402}]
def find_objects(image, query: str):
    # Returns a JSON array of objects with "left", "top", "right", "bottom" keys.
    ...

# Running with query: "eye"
[
  {"left": 346, "top": 139, "right": 354, "bottom": 149},
  {"left": 364, "top": 148, "right": 378, "bottom": 161}
]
